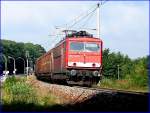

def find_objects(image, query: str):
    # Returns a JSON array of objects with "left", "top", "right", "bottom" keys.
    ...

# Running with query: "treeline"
[
  {"left": 0, "top": 39, "right": 46, "bottom": 74},
  {"left": 2, "top": 39, "right": 46, "bottom": 60},
  {"left": 102, "top": 48, "right": 148, "bottom": 87}
]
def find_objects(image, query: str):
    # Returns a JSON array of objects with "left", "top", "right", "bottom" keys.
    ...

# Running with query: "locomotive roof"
[
  {"left": 55, "top": 31, "right": 102, "bottom": 47},
  {"left": 36, "top": 31, "right": 102, "bottom": 61},
  {"left": 54, "top": 36, "right": 102, "bottom": 47}
]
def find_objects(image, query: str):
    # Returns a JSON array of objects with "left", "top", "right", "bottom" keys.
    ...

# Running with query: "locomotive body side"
[
  {"left": 51, "top": 41, "right": 68, "bottom": 80},
  {"left": 35, "top": 51, "right": 52, "bottom": 77},
  {"left": 35, "top": 40, "right": 68, "bottom": 80}
]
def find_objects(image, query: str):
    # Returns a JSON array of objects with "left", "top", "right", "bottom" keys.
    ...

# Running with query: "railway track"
[
  {"left": 71, "top": 86, "right": 148, "bottom": 111},
  {"left": 26, "top": 75, "right": 149, "bottom": 111},
  {"left": 28, "top": 74, "right": 148, "bottom": 96},
  {"left": 74, "top": 85, "right": 148, "bottom": 95}
]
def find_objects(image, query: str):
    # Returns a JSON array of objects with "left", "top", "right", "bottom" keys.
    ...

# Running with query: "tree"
[{"left": 1, "top": 39, "right": 46, "bottom": 74}]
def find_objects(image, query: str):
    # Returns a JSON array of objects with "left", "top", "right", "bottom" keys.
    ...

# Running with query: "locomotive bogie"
[{"left": 66, "top": 69, "right": 102, "bottom": 82}]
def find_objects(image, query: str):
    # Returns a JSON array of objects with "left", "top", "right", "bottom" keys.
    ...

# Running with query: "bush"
[
  {"left": 2, "top": 76, "right": 60, "bottom": 107},
  {"left": 126, "top": 57, "right": 148, "bottom": 88},
  {"left": 99, "top": 78, "right": 115, "bottom": 88},
  {"left": 2, "top": 76, "right": 37, "bottom": 104}
]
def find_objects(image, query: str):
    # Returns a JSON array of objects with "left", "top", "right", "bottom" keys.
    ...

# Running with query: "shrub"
[{"left": 2, "top": 76, "right": 37, "bottom": 104}]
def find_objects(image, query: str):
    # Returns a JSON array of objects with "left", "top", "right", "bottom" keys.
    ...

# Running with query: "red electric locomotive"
[{"left": 35, "top": 31, "right": 103, "bottom": 86}]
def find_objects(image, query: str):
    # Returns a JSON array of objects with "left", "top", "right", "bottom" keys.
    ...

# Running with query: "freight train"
[{"left": 35, "top": 31, "right": 103, "bottom": 86}]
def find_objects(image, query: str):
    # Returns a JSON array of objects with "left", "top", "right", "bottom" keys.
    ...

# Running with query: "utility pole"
[
  {"left": 2, "top": 54, "right": 7, "bottom": 71},
  {"left": 117, "top": 65, "right": 120, "bottom": 80},
  {"left": 8, "top": 56, "right": 16, "bottom": 75},
  {"left": 29, "top": 60, "right": 33, "bottom": 75},
  {"left": 97, "top": 3, "right": 100, "bottom": 38},
  {"left": 26, "top": 51, "right": 29, "bottom": 76},
  {"left": 1, "top": 54, "right": 9, "bottom": 76}
]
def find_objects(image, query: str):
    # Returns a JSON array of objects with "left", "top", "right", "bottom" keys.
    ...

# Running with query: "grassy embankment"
[
  {"left": 98, "top": 75, "right": 148, "bottom": 92},
  {"left": 1, "top": 74, "right": 148, "bottom": 111},
  {"left": 1, "top": 76, "right": 63, "bottom": 111}
]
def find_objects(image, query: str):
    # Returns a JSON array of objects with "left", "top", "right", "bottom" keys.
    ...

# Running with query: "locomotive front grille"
[{"left": 68, "top": 69, "right": 100, "bottom": 77}]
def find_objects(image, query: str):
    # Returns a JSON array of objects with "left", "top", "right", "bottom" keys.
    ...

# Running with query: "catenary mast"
[{"left": 97, "top": 3, "right": 100, "bottom": 38}]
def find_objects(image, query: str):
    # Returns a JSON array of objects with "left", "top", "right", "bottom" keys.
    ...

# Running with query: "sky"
[{"left": 1, "top": 1, "right": 149, "bottom": 59}]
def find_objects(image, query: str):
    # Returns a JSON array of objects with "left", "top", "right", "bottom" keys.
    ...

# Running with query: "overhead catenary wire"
[
  {"left": 100, "top": 0, "right": 108, "bottom": 5},
  {"left": 67, "top": 6, "right": 97, "bottom": 30},
  {"left": 54, "top": 2, "right": 106, "bottom": 35},
  {"left": 55, "top": 5, "right": 97, "bottom": 37},
  {"left": 56, "top": 4, "right": 97, "bottom": 29},
  {"left": 65, "top": 1, "right": 108, "bottom": 31},
  {"left": 78, "top": 8, "right": 96, "bottom": 31},
  {"left": 53, "top": 4, "right": 97, "bottom": 38},
  {"left": 49, "top": 2, "right": 108, "bottom": 40}
]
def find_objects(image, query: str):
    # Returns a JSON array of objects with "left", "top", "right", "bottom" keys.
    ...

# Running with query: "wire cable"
[
  {"left": 78, "top": 8, "right": 96, "bottom": 30},
  {"left": 57, "top": 4, "right": 97, "bottom": 29},
  {"left": 67, "top": 6, "right": 97, "bottom": 30}
]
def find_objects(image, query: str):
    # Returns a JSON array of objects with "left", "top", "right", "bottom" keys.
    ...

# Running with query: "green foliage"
[
  {"left": 102, "top": 49, "right": 131, "bottom": 78},
  {"left": 102, "top": 49, "right": 148, "bottom": 90},
  {"left": 127, "top": 56, "right": 148, "bottom": 87},
  {"left": 99, "top": 78, "right": 115, "bottom": 88},
  {"left": 40, "top": 95, "right": 58, "bottom": 106},
  {"left": 2, "top": 76, "right": 59, "bottom": 106},
  {"left": 2, "top": 39, "right": 46, "bottom": 61},
  {"left": 24, "top": 43, "right": 46, "bottom": 60},
  {"left": 3, "top": 76, "right": 37, "bottom": 104},
  {"left": 99, "top": 77, "right": 148, "bottom": 92}
]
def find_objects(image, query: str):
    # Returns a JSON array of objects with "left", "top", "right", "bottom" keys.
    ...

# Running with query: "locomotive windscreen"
[
  {"left": 85, "top": 43, "right": 100, "bottom": 52},
  {"left": 70, "top": 42, "right": 100, "bottom": 52},
  {"left": 70, "top": 42, "right": 84, "bottom": 51}
]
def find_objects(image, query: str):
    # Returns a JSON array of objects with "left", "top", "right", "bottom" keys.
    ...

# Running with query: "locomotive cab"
[{"left": 65, "top": 31, "right": 103, "bottom": 86}]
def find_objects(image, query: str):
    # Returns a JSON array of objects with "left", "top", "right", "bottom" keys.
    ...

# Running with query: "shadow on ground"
[
  {"left": 73, "top": 92, "right": 149, "bottom": 111},
  {"left": 2, "top": 92, "right": 149, "bottom": 112},
  {"left": 2, "top": 102, "right": 68, "bottom": 112}
]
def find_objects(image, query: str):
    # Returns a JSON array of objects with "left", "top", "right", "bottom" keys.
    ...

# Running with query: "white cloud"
[
  {"left": 1, "top": 1, "right": 149, "bottom": 59},
  {"left": 99, "top": 1, "right": 149, "bottom": 58}
]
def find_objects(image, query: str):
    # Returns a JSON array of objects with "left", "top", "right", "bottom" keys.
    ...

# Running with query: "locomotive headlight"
[
  {"left": 70, "top": 70, "right": 77, "bottom": 76},
  {"left": 73, "top": 62, "right": 76, "bottom": 66},
  {"left": 93, "top": 71, "right": 99, "bottom": 76},
  {"left": 92, "top": 63, "right": 96, "bottom": 67}
]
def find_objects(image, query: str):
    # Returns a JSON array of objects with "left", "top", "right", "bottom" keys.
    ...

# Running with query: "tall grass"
[
  {"left": 2, "top": 76, "right": 37, "bottom": 104},
  {"left": 2, "top": 76, "right": 59, "bottom": 105},
  {"left": 98, "top": 76, "right": 148, "bottom": 92}
]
